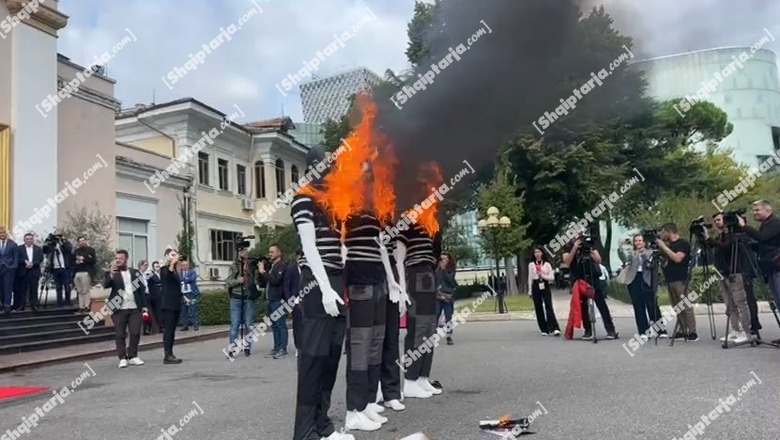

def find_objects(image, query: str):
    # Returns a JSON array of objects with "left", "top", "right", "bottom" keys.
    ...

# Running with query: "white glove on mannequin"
[
  {"left": 393, "top": 241, "right": 411, "bottom": 316},
  {"left": 379, "top": 239, "right": 402, "bottom": 303},
  {"left": 298, "top": 222, "right": 344, "bottom": 317}
]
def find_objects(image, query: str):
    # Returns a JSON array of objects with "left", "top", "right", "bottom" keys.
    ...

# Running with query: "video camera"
[
  {"left": 723, "top": 208, "right": 747, "bottom": 230},
  {"left": 641, "top": 228, "right": 659, "bottom": 244},
  {"left": 576, "top": 232, "right": 596, "bottom": 256},
  {"left": 689, "top": 216, "right": 712, "bottom": 241},
  {"left": 44, "top": 233, "right": 64, "bottom": 248}
]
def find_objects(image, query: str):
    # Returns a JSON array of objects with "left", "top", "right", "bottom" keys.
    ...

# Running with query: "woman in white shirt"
[{"left": 527, "top": 247, "right": 560, "bottom": 336}]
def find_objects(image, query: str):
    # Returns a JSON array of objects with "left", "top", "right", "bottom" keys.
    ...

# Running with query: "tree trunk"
[
  {"left": 517, "top": 252, "right": 528, "bottom": 295},
  {"left": 604, "top": 217, "right": 613, "bottom": 274},
  {"left": 505, "top": 257, "right": 518, "bottom": 295}
]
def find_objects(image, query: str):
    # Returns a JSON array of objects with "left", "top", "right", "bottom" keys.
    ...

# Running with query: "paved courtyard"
[{"left": 2, "top": 314, "right": 779, "bottom": 440}]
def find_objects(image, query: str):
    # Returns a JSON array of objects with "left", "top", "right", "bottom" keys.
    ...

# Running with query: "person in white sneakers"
[
  {"left": 396, "top": 218, "right": 442, "bottom": 399},
  {"left": 528, "top": 247, "right": 560, "bottom": 336},
  {"left": 102, "top": 249, "right": 148, "bottom": 368},
  {"left": 291, "top": 146, "right": 355, "bottom": 440}
]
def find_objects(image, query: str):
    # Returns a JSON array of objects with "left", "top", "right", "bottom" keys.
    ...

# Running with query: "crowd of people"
[
  {"left": 0, "top": 228, "right": 97, "bottom": 314},
  {"left": 524, "top": 199, "right": 780, "bottom": 348}
]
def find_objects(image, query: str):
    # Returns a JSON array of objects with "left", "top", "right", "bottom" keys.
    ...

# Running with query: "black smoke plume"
[{"left": 370, "top": 0, "right": 646, "bottom": 217}]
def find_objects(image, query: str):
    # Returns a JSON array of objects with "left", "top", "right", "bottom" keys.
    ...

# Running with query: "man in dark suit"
[
  {"left": 0, "top": 227, "right": 18, "bottom": 314},
  {"left": 160, "top": 248, "right": 185, "bottom": 364},
  {"left": 103, "top": 249, "right": 148, "bottom": 369},
  {"left": 15, "top": 233, "right": 43, "bottom": 311}
]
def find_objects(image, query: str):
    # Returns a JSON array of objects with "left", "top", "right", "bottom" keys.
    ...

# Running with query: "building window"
[
  {"left": 291, "top": 165, "right": 299, "bottom": 185},
  {"left": 210, "top": 229, "right": 241, "bottom": 261},
  {"left": 275, "top": 159, "right": 285, "bottom": 194},
  {"left": 724, "top": 94, "right": 732, "bottom": 104},
  {"left": 116, "top": 217, "right": 148, "bottom": 265},
  {"left": 218, "top": 158, "right": 229, "bottom": 191},
  {"left": 254, "top": 160, "right": 265, "bottom": 198},
  {"left": 772, "top": 126, "right": 780, "bottom": 152},
  {"left": 236, "top": 164, "right": 246, "bottom": 195},
  {"left": 198, "top": 152, "right": 210, "bottom": 186}
]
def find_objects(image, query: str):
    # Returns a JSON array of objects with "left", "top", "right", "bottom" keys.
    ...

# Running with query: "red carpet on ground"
[{"left": 0, "top": 386, "right": 50, "bottom": 400}]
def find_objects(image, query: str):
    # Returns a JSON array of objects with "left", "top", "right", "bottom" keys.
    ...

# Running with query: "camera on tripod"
[
  {"left": 689, "top": 216, "right": 712, "bottom": 241},
  {"left": 578, "top": 233, "right": 595, "bottom": 254},
  {"left": 44, "top": 233, "right": 63, "bottom": 246},
  {"left": 723, "top": 208, "right": 747, "bottom": 230},
  {"left": 642, "top": 228, "right": 660, "bottom": 249}
]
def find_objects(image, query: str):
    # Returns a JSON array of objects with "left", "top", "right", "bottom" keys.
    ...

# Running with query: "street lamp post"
[{"left": 478, "top": 206, "right": 511, "bottom": 314}]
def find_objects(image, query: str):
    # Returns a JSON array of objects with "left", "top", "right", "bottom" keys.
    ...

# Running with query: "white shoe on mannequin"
[
  {"left": 363, "top": 406, "right": 388, "bottom": 424},
  {"left": 403, "top": 379, "right": 432, "bottom": 398},
  {"left": 367, "top": 402, "right": 386, "bottom": 414},
  {"left": 345, "top": 410, "right": 381, "bottom": 432},
  {"left": 384, "top": 399, "right": 406, "bottom": 411},
  {"left": 322, "top": 430, "right": 355, "bottom": 440},
  {"left": 418, "top": 377, "right": 442, "bottom": 395}
]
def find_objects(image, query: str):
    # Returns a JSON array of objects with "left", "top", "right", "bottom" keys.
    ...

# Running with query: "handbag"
[{"left": 616, "top": 266, "right": 629, "bottom": 284}]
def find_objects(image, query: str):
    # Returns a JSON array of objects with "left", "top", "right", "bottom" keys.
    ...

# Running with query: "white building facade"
[
  {"left": 299, "top": 67, "right": 382, "bottom": 123},
  {"left": 633, "top": 47, "right": 780, "bottom": 167}
]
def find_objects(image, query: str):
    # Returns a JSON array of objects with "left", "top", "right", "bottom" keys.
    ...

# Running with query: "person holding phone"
[
  {"left": 528, "top": 247, "right": 560, "bottom": 336},
  {"left": 103, "top": 250, "right": 148, "bottom": 368},
  {"left": 160, "top": 248, "right": 186, "bottom": 364}
]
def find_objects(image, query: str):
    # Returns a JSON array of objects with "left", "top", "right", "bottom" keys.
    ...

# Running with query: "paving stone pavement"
[{"left": 1, "top": 313, "right": 779, "bottom": 440}]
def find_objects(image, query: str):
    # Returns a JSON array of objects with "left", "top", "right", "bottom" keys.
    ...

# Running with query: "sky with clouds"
[{"left": 56, "top": 0, "right": 780, "bottom": 124}]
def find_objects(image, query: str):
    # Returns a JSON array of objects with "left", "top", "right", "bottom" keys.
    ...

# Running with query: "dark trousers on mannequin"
[
  {"left": 404, "top": 266, "right": 437, "bottom": 380},
  {"left": 346, "top": 282, "right": 387, "bottom": 412},
  {"left": 380, "top": 297, "right": 402, "bottom": 402},
  {"left": 293, "top": 268, "right": 347, "bottom": 440}
]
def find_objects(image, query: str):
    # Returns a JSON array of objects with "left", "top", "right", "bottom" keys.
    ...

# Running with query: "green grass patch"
[{"left": 458, "top": 294, "right": 534, "bottom": 313}]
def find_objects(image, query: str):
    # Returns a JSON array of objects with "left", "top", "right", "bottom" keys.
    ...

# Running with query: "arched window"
[
  {"left": 254, "top": 160, "right": 265, "bottom": 198},
  {"left": 275, "top": 159, "right": 285, "bottom": 194},
  {"left": 291, "top": 165, "right": 299, "bottom": 185}
]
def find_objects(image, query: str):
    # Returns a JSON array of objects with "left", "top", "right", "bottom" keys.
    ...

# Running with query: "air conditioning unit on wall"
[{"left": 241, "top": 199, "right": 254, "bottom": 210}]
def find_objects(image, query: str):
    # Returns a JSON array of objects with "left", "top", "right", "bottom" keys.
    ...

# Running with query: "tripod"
[
  {"left": 724, "top": 232, "right": 780, "bottom": 349},
  {"left": 670, "top": 233, "right": 716, "bottom": 347},
  {"left": 38, "top": 269, "right": 53, "bottom": 309},
  {"left": 720, "top": 232, "right": 761, "bottom": 349},
  {"left": 644, "top": 247, "right": 663, "bottom": 346},
  {"left": 578, "top": 250, "right": 598, "bottom": 344}
]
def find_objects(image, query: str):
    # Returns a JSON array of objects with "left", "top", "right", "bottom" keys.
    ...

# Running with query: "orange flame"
[
  {"left": 301, "top": 93, "right": 396, "bottom": 226},
  {"left": 498, "top": 415, "right": 511, "bottom": 428},
  {"left": 406, "top": 161, "right": 443, "bottom": 237}
]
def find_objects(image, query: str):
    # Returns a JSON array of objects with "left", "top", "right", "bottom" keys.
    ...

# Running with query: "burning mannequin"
[
  {"left": 372, "top": 234, "right": 408, "bottom": 413},
  {"left": 291, "top": 146, "right": 353, "bottom": 440},
  {"left": 340, "top": 161, "right": 404, "bottom": 432},
  {"left": 395, "top": 173, "right": 444, "bottom": 399}
]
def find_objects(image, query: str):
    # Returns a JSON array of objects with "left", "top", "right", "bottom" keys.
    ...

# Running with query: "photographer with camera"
[
  {"left": 655, "top": 223, "right": 697, "bottom": 341},
  {"left": 562, "top": 230, "right": 617, "bottom": 340},
  {"left": 738, "top": 200, "right": 780, "bottom": 342},
  {"left": 225, "top": 242, "right": 259, "bottom": 358},
  {"left": 42, "top": 230, "right": 74, "bottom": 308},
  {"left": 705, "top": 212, "right": 753, "bottom": 344}
]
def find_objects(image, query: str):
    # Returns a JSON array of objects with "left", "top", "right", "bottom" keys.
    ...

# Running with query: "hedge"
[
  {"left": 454, "top": 282, "right": 488, "bottom": 300},
  {"left": 198, "top": 289, "right": 267, "bottom": 326}
]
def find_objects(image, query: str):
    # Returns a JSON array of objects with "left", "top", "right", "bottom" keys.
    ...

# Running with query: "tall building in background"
[
  {"left": 606, "top": 47, "right": 780, "bottom": 267},
  {"left": 300, "top": 67, "right": 382, "bottom": 123},
  {"left": 633, "top": 47, "right": 780, "bottom": 167}
]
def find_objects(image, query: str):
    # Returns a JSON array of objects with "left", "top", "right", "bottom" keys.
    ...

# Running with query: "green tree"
[
  {"left": 60, "top": 204, "right": 114, "bottom": 273},
  {"left": 404, "top": 0, "right": 442, "bottom": 66},
  {"left": 475, "top": 153, "right": 531, "bottom": 294},
  {"left": 175, "top": 196, "right": 195, "bottom": 266},
  {"left": 441, "top": 223, "right": 479, "bottom": 266},
  {"left": 320, "top": 115, "right": 352, "bottom": 153},
  {"left": 252, "top": 225, "right": 301, "bottom": 263}
]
